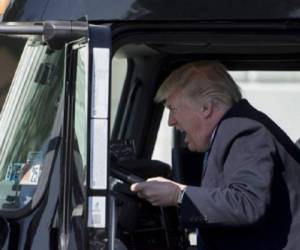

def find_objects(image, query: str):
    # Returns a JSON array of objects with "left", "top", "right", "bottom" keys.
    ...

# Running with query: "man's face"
[{"left": 165, "top": 90, "right": 211, "bottom": 152}]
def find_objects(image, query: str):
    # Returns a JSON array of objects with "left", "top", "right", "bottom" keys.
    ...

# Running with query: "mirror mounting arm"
[
  {"left": 43, "top": 20, "right": 88, "bottom": 50},
  {"left": 0, "top": 20, "right": 88, "bottom": 50}
]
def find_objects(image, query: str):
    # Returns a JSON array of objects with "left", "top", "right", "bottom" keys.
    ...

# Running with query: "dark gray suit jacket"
[{"left": 180, "top": 99, "right": 300, "bottom": 250}]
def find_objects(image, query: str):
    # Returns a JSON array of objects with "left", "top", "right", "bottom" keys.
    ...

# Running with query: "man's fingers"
[
  {"left": 131, "top": 177, "right": 168, "bottom": 192},
  {"left": 130, "top": 182, "right": 147, "bottom": 192},
  {"left": 130, "top": 183, "right": 138, "bottom": 192},
  {"left": 130, "top": 183, "right": 149, "bottom": 200},
  {"left": 130, "top": 178, "right": 181, "bottom": 206},
  {"left": 147, "top": 176, "right": 166, "bottom": 182}
]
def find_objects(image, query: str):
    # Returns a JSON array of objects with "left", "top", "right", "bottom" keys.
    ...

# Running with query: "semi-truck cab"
[{"left": 0, "top": 0, "right": 300, "bottom": 249}]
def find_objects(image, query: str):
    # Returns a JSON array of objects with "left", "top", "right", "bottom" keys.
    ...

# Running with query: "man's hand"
[{"left": 130, "top": 177, "right": 186, "bottom": 206}]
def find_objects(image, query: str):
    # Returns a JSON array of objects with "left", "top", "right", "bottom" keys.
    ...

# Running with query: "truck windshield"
[{"left": 0, "top": 36, "right": 64, "bottom": 210}]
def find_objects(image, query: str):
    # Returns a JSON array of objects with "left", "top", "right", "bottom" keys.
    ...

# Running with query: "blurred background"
[{"left": 111, "top": 59, "right": 300, "bottom": 165}]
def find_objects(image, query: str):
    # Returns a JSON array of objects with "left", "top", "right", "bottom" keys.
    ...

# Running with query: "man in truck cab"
[{"left": 131, "top": 61, "right": 300, "bottom": 250}]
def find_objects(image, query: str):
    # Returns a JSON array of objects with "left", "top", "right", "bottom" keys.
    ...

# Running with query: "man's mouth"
[
  {"left": 176, "top": 127, "right": 184, "bottom": 133},
  {"left": 176, "top": 127, "right": 188, "bottom": 143}
]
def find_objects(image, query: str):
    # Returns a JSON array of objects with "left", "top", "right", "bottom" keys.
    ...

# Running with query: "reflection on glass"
[
  {"left": 70, "top": 45, "right": 88, "bottom": 248},
  {"left": 72, "top": 45, "right": 88, "bottom": 206},
  {"left": 0, "top": 37, "right": 64, "bottom": 209},
  {"left": 111, "top": 57, "right": 128, "bottom": 133},
  {"left": 74, "top": 46, "right": 88, "bottom": 170}
]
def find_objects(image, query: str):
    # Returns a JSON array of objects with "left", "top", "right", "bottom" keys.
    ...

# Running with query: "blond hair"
[{"left": 155, "top": 61, "right": 242, "bottom": 107}]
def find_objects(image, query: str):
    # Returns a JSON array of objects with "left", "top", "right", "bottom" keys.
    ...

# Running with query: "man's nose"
[{"left": 168, "top": 112, "right": 176, "bottom": 126}]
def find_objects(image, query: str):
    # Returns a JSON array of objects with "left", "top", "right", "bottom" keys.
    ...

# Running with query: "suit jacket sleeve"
[{"left": 180, "top": 119, "right": 276, "bottom": 227}]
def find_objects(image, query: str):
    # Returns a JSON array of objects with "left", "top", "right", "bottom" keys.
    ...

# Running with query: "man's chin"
[
  {"left": 187, "top": 143, "right": 206, "bottom": 153},
  {"left": 187, "top": 144, "right": 196, "bottom": 152}
]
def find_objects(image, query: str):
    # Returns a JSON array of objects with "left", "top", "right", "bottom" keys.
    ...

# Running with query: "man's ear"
[{"left": 201, "top": 100, "right": 213, "bottom": 119}]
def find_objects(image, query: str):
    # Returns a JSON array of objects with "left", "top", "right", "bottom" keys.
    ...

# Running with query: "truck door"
[
  {"left": 0, "top": 21, "right": 113, "bottom": 250},
  {"left": 85, "top": 25, "right": 113, "bottom": 250},
  {"left": 45, "top": 24, "right": 113, "bottom": 250}
]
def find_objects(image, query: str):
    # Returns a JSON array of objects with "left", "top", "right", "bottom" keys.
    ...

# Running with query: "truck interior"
[{"left": 107, "top": 22, "right": 300, "bottom": 250}]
